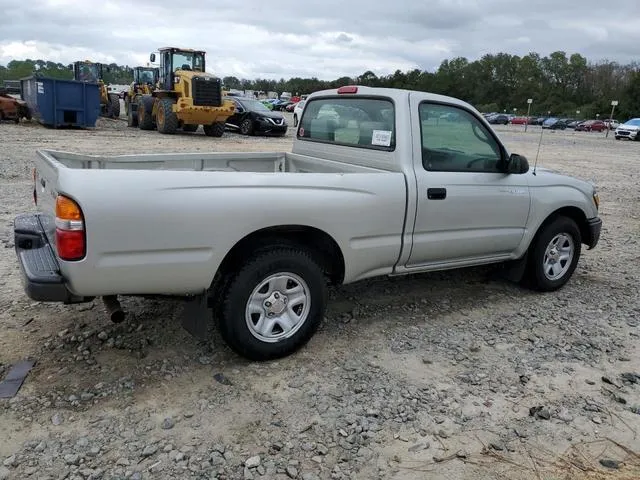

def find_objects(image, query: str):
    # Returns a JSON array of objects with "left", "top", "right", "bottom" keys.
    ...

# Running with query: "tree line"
[{"left": 2, "top": 51, "right": 639, "bottom": 119}]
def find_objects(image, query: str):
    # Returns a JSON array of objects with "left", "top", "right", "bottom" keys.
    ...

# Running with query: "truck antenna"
[{"left": 532, "top": 123, "right": 544, "bottom": 176}]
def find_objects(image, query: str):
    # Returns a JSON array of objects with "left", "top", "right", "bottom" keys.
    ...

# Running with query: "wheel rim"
[
  {"left": 245, "top": 272, "right": 311, "bottom": 343},
  {"left": 241, "top": 120, "right": 250, "bottom": 134},
  {"left": 543, "top": 233, "right": 575, "bottom": 281},
  {"left": 157, "top": 106, "right": 164, "bottom": 127}
]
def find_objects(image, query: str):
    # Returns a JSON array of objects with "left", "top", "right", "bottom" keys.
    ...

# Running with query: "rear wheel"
[
  {"left": 108, "top": 93, "right": 120, "bottom": 119},
  {"left": 523, "top": 216, "right": 581, "bottom": 292},
  {"left": 240, "top": 118, "right": 254, "bottom": 135},
  {"left": 156, "top": 98, "right": 178, "bottom": 134},
  {"left": 203, "top": 122, "right": 225, "bottom": 137},
  {"left": 218, "top": 247, "right": 327, "bottom": 361}
]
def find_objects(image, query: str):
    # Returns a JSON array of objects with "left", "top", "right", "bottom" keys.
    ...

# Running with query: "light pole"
[
  {"left": 606, "top": 100, "right": 618, "bottom": 138},
  {"left": 525, "top": 98, "right": 533, "bottom": 132}
]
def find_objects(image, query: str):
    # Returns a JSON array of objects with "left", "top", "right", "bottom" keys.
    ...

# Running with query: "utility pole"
[
  {"left": 524, "top": 98, "right": 533, "bottom": 132},
  {"left": 606, "top": 100, "right": 618, "bottom": 138}
]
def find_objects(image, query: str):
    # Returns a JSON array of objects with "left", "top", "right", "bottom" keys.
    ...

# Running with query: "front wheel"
[
  {"left": 218, "top": 247, "right": 328, "bottom": 361},
  {"left": 524, "top": 216, "right": 582, "bottom": 292}
]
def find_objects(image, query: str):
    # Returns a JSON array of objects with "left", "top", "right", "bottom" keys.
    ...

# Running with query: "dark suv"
[{"left": 224, "top": 96, "right": 288, "bottom": 136}]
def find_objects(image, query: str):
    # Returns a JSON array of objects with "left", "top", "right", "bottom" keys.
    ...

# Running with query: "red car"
[
  {"left": 510, "top": 116, "right": 531, "bottom": 125},
  {"left": 575, "top": 120, "right": 607, "bottom": 132}
]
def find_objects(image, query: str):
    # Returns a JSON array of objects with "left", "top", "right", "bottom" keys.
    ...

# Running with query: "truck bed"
[{"left": 38, "top": 149, "right": 387, "bottom": 174}]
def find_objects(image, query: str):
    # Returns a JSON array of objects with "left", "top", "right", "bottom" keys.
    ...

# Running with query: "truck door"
[{"left": 405, "top": 93, "right": 531, "bottom": 267}]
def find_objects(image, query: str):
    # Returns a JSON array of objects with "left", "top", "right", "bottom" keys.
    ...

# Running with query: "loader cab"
[
  {"left": 133, "top": 67, "right": 159, "bottom": 87},
  {"left": 151, "top": 48, "right": 206, "bottom": 92},
  {"left": 72, "top": 61, "right": 104, "bottom": 84}
]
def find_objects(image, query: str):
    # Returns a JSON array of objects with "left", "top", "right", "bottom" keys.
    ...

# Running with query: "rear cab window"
[{"left": 297, "top": 96, "right": 395, "bottom": 150}]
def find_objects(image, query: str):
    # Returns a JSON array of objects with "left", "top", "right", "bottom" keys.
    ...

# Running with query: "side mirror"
[
  {"left": 150, "top": 53, "right": 156, "bottom": 63},
  {"left": 507, "top": 153, "right": 529, "bottom": 174}
]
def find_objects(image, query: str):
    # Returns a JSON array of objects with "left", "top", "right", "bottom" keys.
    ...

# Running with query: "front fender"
[{"left": 514, "top": 184, "right": 597, "bottom": 257}]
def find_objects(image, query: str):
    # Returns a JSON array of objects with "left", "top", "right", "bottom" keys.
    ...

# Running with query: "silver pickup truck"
[{"left": 13, "top": 86, "right": 602, "bottom": 361}]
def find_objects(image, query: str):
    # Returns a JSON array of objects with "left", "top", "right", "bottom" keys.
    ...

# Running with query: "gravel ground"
[{"left": 0, "top": 111, "right": 639, "bottom": 480}]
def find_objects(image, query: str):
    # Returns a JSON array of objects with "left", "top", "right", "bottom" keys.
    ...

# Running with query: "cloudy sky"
[{"left": 1, "top": 0, "right": 639, "bottom": 80}]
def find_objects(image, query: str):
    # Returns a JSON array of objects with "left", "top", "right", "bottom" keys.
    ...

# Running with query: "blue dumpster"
[{"left": 20, "top": 76, "right": 100, "bottom": 128}]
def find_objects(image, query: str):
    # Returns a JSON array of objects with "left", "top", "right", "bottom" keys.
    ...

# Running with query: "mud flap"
[
  {"left": 503, "top": 252, "right": 528, "bottom": 283},
  {"left": 181, "top": 293, "right": 211, "bottom": 340}
]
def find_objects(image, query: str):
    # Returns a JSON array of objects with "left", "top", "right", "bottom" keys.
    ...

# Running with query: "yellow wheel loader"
[
  {"left": 72, "top": 61, "right": 120, "bottom": 119},
  {"left": 137, "top": 47, "right": 235, "bottom": 135},
  {"left": 124, "top": 66, "right": 159, "bottom": 127}
]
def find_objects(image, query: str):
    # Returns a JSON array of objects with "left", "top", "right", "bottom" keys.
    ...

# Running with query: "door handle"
[{"left": 427, "top": 188, "right": 447, "bottom": 200}]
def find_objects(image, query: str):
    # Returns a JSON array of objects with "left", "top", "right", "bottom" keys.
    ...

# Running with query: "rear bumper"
[
  {"left": 585, "top": 217, "right": 602, "bottom": 250},
  {"left": 13, "top": 213, "right": 93, "bottom": 304}
]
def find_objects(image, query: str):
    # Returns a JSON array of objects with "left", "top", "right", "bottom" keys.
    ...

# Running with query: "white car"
[
  {"left": 604, "top": 119, "right": 619, "bottom": 129},
  {"left": 614, "top": 118, "right": 640, "bottom": 141},
  {"left": 293, "top": 100, "right": 306, "bottom": 127}
]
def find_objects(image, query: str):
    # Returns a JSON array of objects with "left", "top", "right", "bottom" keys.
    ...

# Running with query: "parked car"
[
  {"left": 542, "top": 118, "right": 567, "bottom": 130},
  {"left": 260, "top": 100, "right": 274, "bottom": 110},
  {"left": 487, "top": 114, "right": 509, "bottom": 125},
  {"left": 566, "top": 120, "right": 582, "bottom": 129},
  {"left": 510, "top": 116, "right": 530, "bottom": 125},
  {"left": 0, "top": 89, "right": 31, "bottom": 122},
  {"left": 604, "top": 119, "right": 619, "bottom": 129},
  {"left": 293, "top": 100, "right": 306, "bottom": 126},
  {"left": 12, "top": 85, "right": 602, "bottom": 361},
  {"left": 575, "top": 120, "right": 606, "bottom": 132},
  {"left": 224, "top": 96, "right": 287, "bottom": 136},
  {"left": 614, "top": 118, "right": 640, "bottom": 141},
  {"left": 285, "top": 102, "right": 298, "bottom": 112}
]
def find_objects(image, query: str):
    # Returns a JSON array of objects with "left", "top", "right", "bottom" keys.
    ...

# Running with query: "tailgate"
[{"left": 33, "top": 151, "right": 63, "bottom": 248}]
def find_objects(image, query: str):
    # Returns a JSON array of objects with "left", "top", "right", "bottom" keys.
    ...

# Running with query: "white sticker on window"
[{"left": 371, "top": 130, "right": 392, "bottom": 147}]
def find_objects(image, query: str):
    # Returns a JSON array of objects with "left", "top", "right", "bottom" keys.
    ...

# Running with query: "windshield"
[
  {"left": 172, "top": 51, "right": 205, "bottom": 72},
  {"left": 241, "top": 99, "right": 271, "bottom": 112},
  {"left": 78, "top": 63, "right": 99, "bottom": 83},
  {"left": 624, "top": 119, "right": 640, "bottom": 126},
  {"left": 139, "top": 69, "right": 155, "bottom": 84}
]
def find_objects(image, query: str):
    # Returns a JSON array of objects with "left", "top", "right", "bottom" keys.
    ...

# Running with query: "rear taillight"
[{"left": 55, "top": 195, "right": 86, "bottom": 261}]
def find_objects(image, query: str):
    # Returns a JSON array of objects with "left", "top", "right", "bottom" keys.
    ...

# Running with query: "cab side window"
[{"left": 419, "top": 103, "right": 504, "bottom": 173}]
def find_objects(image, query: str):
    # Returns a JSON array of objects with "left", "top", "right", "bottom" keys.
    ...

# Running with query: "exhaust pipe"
[{"left": 102, "top": 295, "right": 125, "bottom": 323}]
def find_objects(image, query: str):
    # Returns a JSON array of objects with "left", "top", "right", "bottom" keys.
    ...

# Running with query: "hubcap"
[
  {"left": 543, "top": 233, "right": 574, "bottom": 280},
  {"left": 245, "top": 272, "right": 310, "bottom": 343}
]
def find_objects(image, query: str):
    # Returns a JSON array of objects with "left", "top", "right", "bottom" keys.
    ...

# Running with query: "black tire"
[
  {"left": 137, "top": 96, "right": 155, "bottom": 130},
  {"left": 203, "top": 122, "right": 225, "bottom": 137},
  {"left": 524, "top": 216, "right": 582, "bottom": 292},
  {"left": 156, "top": 98, "right": 178, "bottom": 134},
  {"left": 615, "top": 136, "right": 620, "bottom": 140},
  {"left": 127, "top": 105, "right": 138, "bottom": 127},
  {"left": 293, "top": 114, "right": 298, "bottom": 127},
  {"left": 182, "top": 124, "right": 198, "bottom": 132},
  {"left": 108, "top": 93, "right": 120, "bottom": 119},
  {"left": 218, "top": 247, "right": 328, "bottom": 361},
  {"left": 239, "top": 118, "right": 254, "bottom": 135}
]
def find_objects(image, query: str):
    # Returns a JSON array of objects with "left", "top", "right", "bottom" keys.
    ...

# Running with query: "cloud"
[{"left": 1, "top": 0, "right": 639, "bottom": 80}]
